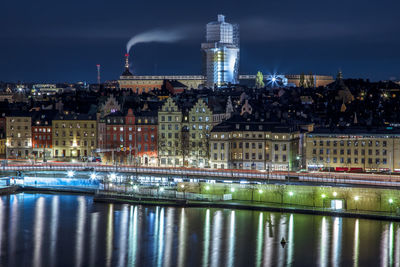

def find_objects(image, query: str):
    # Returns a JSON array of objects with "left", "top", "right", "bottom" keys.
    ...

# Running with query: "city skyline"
[{"left": 1, "top": 0, "right": 400, "bottom": 82}]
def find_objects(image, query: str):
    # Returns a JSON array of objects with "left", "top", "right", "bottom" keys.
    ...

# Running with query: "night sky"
[{"left": 1, "top": 0, "right": 399, "bottom": 83}]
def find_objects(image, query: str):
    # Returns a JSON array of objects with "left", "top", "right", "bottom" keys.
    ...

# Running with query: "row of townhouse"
[
  {"left": 4, "top": 113, "right": 97, "bottom": 160},
  {"left": 5, "top": 100, "right": 398, "bottom": 173},
  {"left": 157, "top": 98, "right": 213, "bottom": 167}
]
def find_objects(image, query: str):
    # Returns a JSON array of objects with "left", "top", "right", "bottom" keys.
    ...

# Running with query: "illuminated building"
[
  {"left": 187, "top": 99, "right": 213, "bottom": 167},
  {"left": 158, "top": 98, "right": 183, "bottom": 166},
  {"left": 32, "top": 115, "right": 52, "bottom": 159},
  {"left": 201, "top": 14, "right": 240, "bottom": 87},
  {"left": 52, "top": 114, "right": 97, "bottom": 159},
  {"left": 0, "top": 131, "right": 6, "bottom": 157},
  {"left": 103, "top": 109, "right": 158, "bottom": 165},
  {"left": 118, "top": 75, "right": 204, "bottom": 92},
  {"left": 210, "top": 116, "right": 300, "bottom": 170},
  {"left": 6, "top": 115, "right": 32, "bottom": 159},
  {"left": 306, "top": 127, "right": 400, "bottom": 172}
]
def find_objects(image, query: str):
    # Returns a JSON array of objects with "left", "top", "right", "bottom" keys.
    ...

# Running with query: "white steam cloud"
[{"left": 126, "top": 29, "right": 187, "bottom": 53}]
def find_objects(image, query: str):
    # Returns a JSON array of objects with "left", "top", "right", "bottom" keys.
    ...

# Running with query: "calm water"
[{"left": 0, "top": 193, "right": 399, "bottom": 267}]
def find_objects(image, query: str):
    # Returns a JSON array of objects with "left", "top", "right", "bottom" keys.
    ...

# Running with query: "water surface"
[{"left": 0, "top": 193, "right": 399, "bottom": 266}]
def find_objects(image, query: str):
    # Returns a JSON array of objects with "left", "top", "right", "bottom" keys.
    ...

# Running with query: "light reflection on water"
[{"left": 0, "top": 193, "right": 399, "bottom": 266}]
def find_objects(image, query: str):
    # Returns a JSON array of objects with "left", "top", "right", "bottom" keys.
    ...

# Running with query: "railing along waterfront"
[{"left": 3, "top": 163, "right": 400, "bottom": 188}]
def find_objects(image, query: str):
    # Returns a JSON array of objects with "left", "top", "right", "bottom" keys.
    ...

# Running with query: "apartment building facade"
[
  {"left": 210, "top": 116, "right": 301, "bottom": 170},
  {"left": 306, "top": 128, "right": 400, "bottom": 172},
  {"left": 52, "top": 114, "right": 97, "bottom": 159}
]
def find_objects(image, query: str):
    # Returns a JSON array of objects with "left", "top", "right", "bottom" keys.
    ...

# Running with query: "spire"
[
  {"left": 340, "top": 100, "right": 347, "bottom": 112},
  {"left": 225, "top": 96, "right": 234, "bottom": 119},
  {"left": 122, "top": 53, "right": 132, "bottom": 76},
  {"left": 354, "top": 112, "right": 358, "bottom": 124},
  {"left": 336, "top": 69, "right": 343, "bottom": 81}
]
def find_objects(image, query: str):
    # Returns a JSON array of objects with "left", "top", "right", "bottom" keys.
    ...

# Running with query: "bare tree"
[
  {"left": 157, "top": 138, "right": 167, "bottom": 166},
  {"left": 275, "top": 185, "right": 287, "bottom": 204},
  {"left": 180, "top": 126, "right": 190, "bottom": 167},
  {"left": 200, "top": 128, "right": 211, "bottom": 167},
  {"left": 310, "top": 187, "right": 319, "bottom": 208}
]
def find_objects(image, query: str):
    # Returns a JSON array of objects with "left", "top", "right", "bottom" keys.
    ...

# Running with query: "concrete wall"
[{"left": 178, "top": 182, "right": 400, "bottom": 213}]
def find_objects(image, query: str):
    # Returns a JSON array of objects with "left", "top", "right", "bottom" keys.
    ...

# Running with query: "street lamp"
[
  {"left": 230, "top": 187, "right": 235, "bottom": 193},
  {"left": 110, "top": 173, "right": 116, "bottom": 180},
  {"left": 205, "top": 185, "right": 210, "bottom": 191},
  {"left": 67, "top": 170, "right": 74, "bottom": 178},
  {"left": 258, "top": 189, "right": 263, "bottom": 194},
  {"left": 354, "top": 196, "right": 360, "bottom": 211},
  {"left": 333, "top": 192, "right": 337, "bottom": 197},
  {"left": 90, "top": 173, "right": 97, "bottom": 180},
  {"left": 289, "top": 191, "right": 294, "bottom": 196},
  {"left": 389, "top": 198, "right": 394, "bottom": 213},
  {"left": 321, "top": 194, "right": 326, "bottom": 199}
]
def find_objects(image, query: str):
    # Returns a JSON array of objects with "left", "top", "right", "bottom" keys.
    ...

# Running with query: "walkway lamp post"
[
  {"left": 321, "top": 194, "right": 326, "bottom": 209},
  {"left": 354, "top": 196, "right": 360, "bottom": 211}
]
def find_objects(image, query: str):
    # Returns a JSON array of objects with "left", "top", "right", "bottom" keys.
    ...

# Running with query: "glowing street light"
[
  {"left": 321, "top": 194, "right": 326, "bottom": 199},
  {"left": 110, "top": 173, "right": 116, "bottom": 180},
  {"left": 67, "top": 170, "right": 75, "bottom": 178},
  {"left": 258, "top": 189, "right": 263, "bottom": 194},
  {"left": 159, "top": 187, "right": 164, "bottom": 192},
  {"left": 90, "top": 173, "right": 97, "bottom": 180},
  {"left": 205, "top": 185, "right": 210, "bottom": 190},
  {"left": 230, "top": 187, "right": 235, "bottom": 193},
  {"left": 180, "top": 184, "right": 185, "bottom": 189},
  {"left": 354, "top": 196, "right": 359, "bottom": 201},
  {"left": 289, "top": 191, "right": 294, "bottom": 196},
  {"left": 389, "top": 198, "right": 394, "bottom": 204},
  {"left": 133, "top": 185, "right": 138, "bottom": 190},
  {"left": 333, "top": 192, "right": 337, "bottom": 197}
]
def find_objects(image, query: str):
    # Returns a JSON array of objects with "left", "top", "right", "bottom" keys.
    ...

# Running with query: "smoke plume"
[{"left": 126, "top": 28, "right": 187, "bottom": 53}]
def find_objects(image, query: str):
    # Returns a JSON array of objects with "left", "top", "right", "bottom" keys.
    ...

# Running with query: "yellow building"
[
  {"left": 0, "top": 131, "right": 6, "bottom": 157},
  {"left": 52, "top": 114, "right": 97, "bottom": 160},
  {"left": 6, "top": 115, "right": 32, "bottom": 159},
  {"left": 158, "top": 98, "right": 183, "bottom": 166},
  {"left": 210, "top": 116, "right": 300, "bottom": 170},
  {"left": 119, "top": 75, "right": 205, "bottom": 92},
  {"left": 306, "top": 128, "right": 400, "bottom": 172}
]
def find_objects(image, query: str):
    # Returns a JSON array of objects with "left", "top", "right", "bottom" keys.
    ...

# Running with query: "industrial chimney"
[{"left": 122, "top": 53, "right": 133, "bottom": 76}]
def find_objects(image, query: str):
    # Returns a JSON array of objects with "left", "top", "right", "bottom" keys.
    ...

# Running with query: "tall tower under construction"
[{"left": 201, "top": 14, "right": 239, "bottom": 88}]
